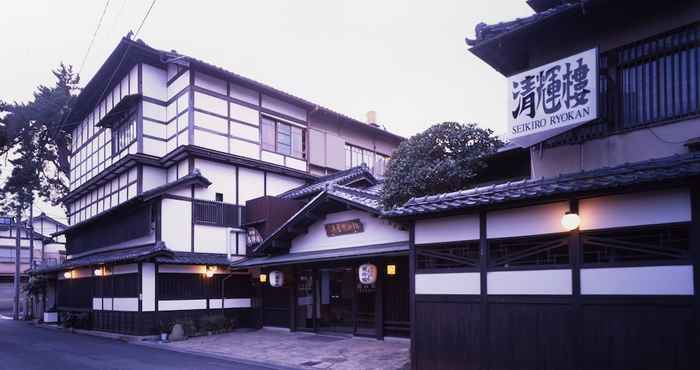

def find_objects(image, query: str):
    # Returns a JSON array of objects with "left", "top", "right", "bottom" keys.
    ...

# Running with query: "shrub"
[{"left": 158, "top": 320, "right": 172, "bottom": 334}]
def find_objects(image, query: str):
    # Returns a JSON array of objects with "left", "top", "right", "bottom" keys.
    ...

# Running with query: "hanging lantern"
[
  {"left": 358, "top": 263, "right": 377, "bottom": 285},
  {"left": 269, "top": 270, "right": 284, "bottom": 287},
  {"left": 561, "top": 211, "right": 581, "bottom": 231}
]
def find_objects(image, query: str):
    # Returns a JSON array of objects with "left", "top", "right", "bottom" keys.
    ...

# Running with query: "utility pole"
[
  {"left": 28, "top": 204, "right": 34, "bottom": 319},
  {"left": 13, "top": 206, "right": 21, "bottom": 320}
]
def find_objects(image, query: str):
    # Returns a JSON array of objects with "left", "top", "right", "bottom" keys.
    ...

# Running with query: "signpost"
[{"left": 507, "top": 48, "right": 598, "bottom": 148}]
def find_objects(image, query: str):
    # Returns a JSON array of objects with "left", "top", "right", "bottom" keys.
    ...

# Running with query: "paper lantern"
[
  {"left": 269, "top": 270, "right": 284, "bottom": 287},
  {"left": 561, "top": 211, "right": 581, "bottom": 231},
  {"left": 358, "top": 263, "right": 378, "bottom": 285}
]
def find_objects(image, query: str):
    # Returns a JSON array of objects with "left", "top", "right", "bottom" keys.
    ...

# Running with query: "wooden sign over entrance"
[{"left": 324, "top": 219, "right": 364, "bottom": 237}]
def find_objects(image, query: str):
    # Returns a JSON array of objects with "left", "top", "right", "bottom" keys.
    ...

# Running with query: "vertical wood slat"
[{"left": 479, "top": 212, "right": 488, "bottom": 370}]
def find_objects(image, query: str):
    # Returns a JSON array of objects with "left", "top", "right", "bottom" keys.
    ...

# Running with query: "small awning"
[
  {"left": 32, "top": 242, "right": 171, "bottom": 274},
  {"left": 233, "top": 242, "right": 409, "bottom": 268}
]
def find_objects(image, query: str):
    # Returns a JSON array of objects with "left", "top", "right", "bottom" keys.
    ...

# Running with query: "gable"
[{"left": 289, "top": 209, "right": 408, "bottom": 254}]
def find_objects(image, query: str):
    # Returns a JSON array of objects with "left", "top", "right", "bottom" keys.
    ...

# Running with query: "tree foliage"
[
  {"left": 0, "top": 64, "right": 79, "bottom": 213},
  {"left": 380, "top": 122, "right": 503, "bottom": 209}
]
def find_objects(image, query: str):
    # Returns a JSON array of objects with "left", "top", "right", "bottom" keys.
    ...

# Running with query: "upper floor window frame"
[
  {"left": 261, "top": 115, "right": 306, "bottom": 160},
  {"left": 111, "top": 112, "right": 137, "bottom": 155}
]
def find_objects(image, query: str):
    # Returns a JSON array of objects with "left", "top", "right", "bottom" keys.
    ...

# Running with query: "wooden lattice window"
[
  {"left": 416, "top": 242, "right": 480, "bottom": 271},
  {"left": 488, "top": 234, "right": 569, "bottom": 269},
  {"left": 581, "top": 223, "right": 690, "bottom": 265}
]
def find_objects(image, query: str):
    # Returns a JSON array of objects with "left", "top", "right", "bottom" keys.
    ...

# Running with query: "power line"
[
  {"left": 78, "top": 0, "right": 111, "bottom": 75},
  {"left": 134, "top": 0, "right": 157, "bottom": 38}
]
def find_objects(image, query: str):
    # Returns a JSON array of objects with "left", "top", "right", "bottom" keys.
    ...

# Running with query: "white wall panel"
[
  {"left": 229, "top": 83, "right": 259, "bottom": 105},
  {"left": 194, "top": 91, "right": 227, "bottom": 116},
  {"left": 143, "top": 137, "right": 166, "bottom": 157},
  {"left": 143, "top": 120, "right": 166, "bottom": 139},
  {"left": 230, "top": 139, "right": 260, "bottom": 160},
  {"left": 92, "top": 298, "right": 103, "bottom": 310},
  {"left": 142, "top": 166, "right": 166, "bottom": 192},
  {"left": 195, "top": 111, "right": 228, "bottom": 134},
  {"left": 415, "top": 215, "right": 480, "bottom": 244},
  {"left": 231, "top": 121, "right": 260, "bottom": 142},
  {"left": 261, "top": 151, "right": 284, "bottom": 166},
  {"left": 193, "top": 159, "right": 236, "bottom": 201},
  {"left": 113, "top": 297, "right": 139, "bottom": 312},
  {"left": 581, "top": 265, "right": 694, "bottom": 295},
  {"left": 161, "top": 198, "right": 192, "bottom": 252},
  {"left": 224, "top": 298, "right": 252, "bottom": 308},
  {"left": 415, "top": 273, "right": 481, "bottom": 295},
  {"left": 290, "top": 210, "right": 408, "bottom": 253},
  {"left": 579, "top": 189, "right": 691, "bottom": 231},
  {"left": 141, "top": 64, "right": 167, "bottom": 100},
  {"left": 103, "top": 298, "right": 113, "bottom": 310},
  {"left": 230, "top": 102, "right": 259, "bottom": 125},
  {"left": 261, "top": 94, "right": 306, "bottom": 121},
  {"left": 487, "top": 202, "right": 569, "bottom": 239},
  {"left": 143, "top": 101, "right": 166, "bottom": 122},
  {"left": 158, "top": 299, "right": 207, "bottom": 311},
  {"left": 141, "top": 263, "right": 156, "bottom": 312},
  {"left": 167, "top": 70, "right": 190, "bottom": 100},
  {"left": 266, "top": 173, "right": 306, "bottom": 196},
  {"left": 487, "top": 269, "right": 572, "bottom": 295},
  {"left": 238, "top": 167, "right": 265, "bottom": 203},
  {"left": 195, "top": 72, "right": 227, "bottom": 95},
  {"left": 195, "top": 129, "right": 227, "bottom": 153},
  {"left": 285, "top": 157, "right": 307, "bottom": 172},
  {"left": 112, "top": 263, "right": 138, "bottom": 275},
  {"left": 158, "top": 264, "right": 206, "bottom": 274},
  {"left": 194, "top": 224, "right": 228, "bottom": 254}
]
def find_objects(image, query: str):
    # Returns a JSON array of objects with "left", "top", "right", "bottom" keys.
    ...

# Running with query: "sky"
[{"left": 0, "top": 0, "right": 533, "bottom": 222}]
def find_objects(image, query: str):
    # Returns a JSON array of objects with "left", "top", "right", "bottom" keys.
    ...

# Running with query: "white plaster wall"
[
  {"left": 161, "top": 198, "right": 192, "bottom": 252},
  {"left": 579, "top": 189, "right": 691, "bottom": 231},
  {"left": 290, "top": 210, "right": 408, "bottom": 253},
  {"left": 581, "top": 265, "right": 694, "bottom": 295},
  {"left": 143, "top": 137, "right": 166, "bottom": 157},
  {"left": 194, "top": 224, "right": 228, "bottom": 254},
  {"left": 194, "top": 111, "right": 228, "bottom": 134},
  {"left": 143, "top": 101, "right": 166, "bottom": 122},
  {"left": 194, "top": 72, "right": 227, "bottom": 95},
  {"left": 167, "top": 70, "right": 190, "bottom": 100},
  {"left": 113, "top": 297, "right": 139, "bottom": 312},
  {"left": 238, "top": 167, "right": 265, "bottom": 203},
  {"left": 194, "top": 129, "right": 227, "bottom": 153},
  {"left": 261, "top": 94, "right": 306, "bottom": 121},
  {"left": 143, "top": 119, "right": 166, "bottom": 138},
  {"left": 230, "top": 102, "right": 259, "bottom": 126},
  {"left": 231, "top": 121, "right": 259, "bottom": 142},
  {"left": 194, "top": 91, "right": 227, "bottom": 116},
  {"left": 141, "top": 166, "right": 166, "bottom": 192},
  {"left": 487, "top": 202, "right": 570, "bottom": 239},
  {"left": 141, "top": 263, "right": 156, "bottom": 312},
  {"left": 112, "top": 264, "right": 138, "bottom": 275},
  {"left": 158, "top": 299, "right": 207, "bottom": 311},
  {"left": 229, "top": 82, "right": 258, "bottom": 105},
  {"left": 261, "top": 151, "right": 285, "bottom": 166},
  {"left": 415, "top": 214, "right": 480, "bottom": 244},
  {"left": 286, "top": 157, "right": 307, "bottom": 172},
  {"left": 141, "top": 64, "right": 167, "bottom": 101},
  {"left": 230, "top": 138, "right": 260, "bottom": 159},
  {"left": 487, "top": 269, "right": 572, "bottom": 295},
  {"left": 415, "top": 272, "right": 481, "bottom": 295},
  {"left": 158, "top": 264, "right": 206, "bottom": 274},
  {"left": 266, "top": 173, "right": 305, "bottom": 196},
  {"left": 193, "top": 159, "right": 236, "bottom": 201}
]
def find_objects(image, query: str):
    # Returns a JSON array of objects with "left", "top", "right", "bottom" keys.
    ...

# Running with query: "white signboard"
[{"left": 507, "top": 48, "right": 598, "bottom": 148}]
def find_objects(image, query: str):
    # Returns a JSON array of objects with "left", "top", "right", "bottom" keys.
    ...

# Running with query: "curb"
[{"left": 133, "top": 341, "right": 303, "bottom": 370}]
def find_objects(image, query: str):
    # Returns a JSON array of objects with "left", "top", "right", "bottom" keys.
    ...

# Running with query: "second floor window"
[
  {"left": 261, "top": 117, "right": 305, "bottom": 159},
  {"left": 345, "top": 144, "right": 389, "bottom": 177},
  {"left": 112, "top": 115, "right": 136, "bottom": 154}
]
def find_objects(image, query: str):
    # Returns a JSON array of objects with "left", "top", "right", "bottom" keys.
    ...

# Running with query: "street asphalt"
[{"left": 0, "top": 317, "right": 276, "bottom": 370}]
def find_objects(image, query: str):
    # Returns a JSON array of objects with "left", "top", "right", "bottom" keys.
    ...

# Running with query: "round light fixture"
[
  {"left": 94, "top": 268, "right": 103, "bottom": 276},
  {"left": 63, "top": 271, "right": 72, "bottom": 279},
  {"left": 561, "top": 211, "right": 581, "bottom": 231}
]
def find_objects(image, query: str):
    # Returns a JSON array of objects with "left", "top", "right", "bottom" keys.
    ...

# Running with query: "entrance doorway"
[{"left": 318, "top": 267, "right": 355, "bottom": 334}]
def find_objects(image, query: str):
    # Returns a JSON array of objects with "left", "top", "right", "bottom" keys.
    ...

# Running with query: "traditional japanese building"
[
  {"left": 35, "top": 36, "right": 402, "bottom": 334},
  {"left": 387, "top": 0, "right": 700, "bottom": 369}
]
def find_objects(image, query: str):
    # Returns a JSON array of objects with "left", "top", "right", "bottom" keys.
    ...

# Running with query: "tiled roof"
[
  {"left": 32, "top": 243, "right": 171, "bottom": 274},
  {"left": 328, "top": 184, "right": 382, "bottom": 211},
  {"left": 279, "top": 164, "right": 377, "bottom": 199},
  {"left": 386, "top": 152, "right": 700, "bottom": 218},
  {"left": 155, "top": 252, "right": 232, "bottom": 266},
  {"left": 466, "top": 2, "right": 579, "bottom": 46}
]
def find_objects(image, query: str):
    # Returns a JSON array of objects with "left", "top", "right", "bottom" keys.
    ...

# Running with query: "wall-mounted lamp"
[
  {"left": 561, "top": 211, "right": 581, "bottom": 231},
  {"left": 94, "top": 267, "right": 104, "bottom": 276},
  {"left": 259, "top": 273, "right": 268, "bottom": 283},
  {"left": 63, "top": 271, "right": 72, "bottom": 279},
  {"left": 386, "top": 264, "right": 397, "bottom": 276},
  {"left": 205, "top": 266, "right": 217, "bottom": 278}
]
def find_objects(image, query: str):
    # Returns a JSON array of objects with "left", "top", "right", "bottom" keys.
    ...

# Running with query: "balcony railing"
[{"left": 193, "top": 200, "right": 245, "bottom": 228}]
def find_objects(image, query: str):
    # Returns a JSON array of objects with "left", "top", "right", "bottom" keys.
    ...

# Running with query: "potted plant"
[{"left": 158, "top": 320, "right": 172, "bottom": 342}]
